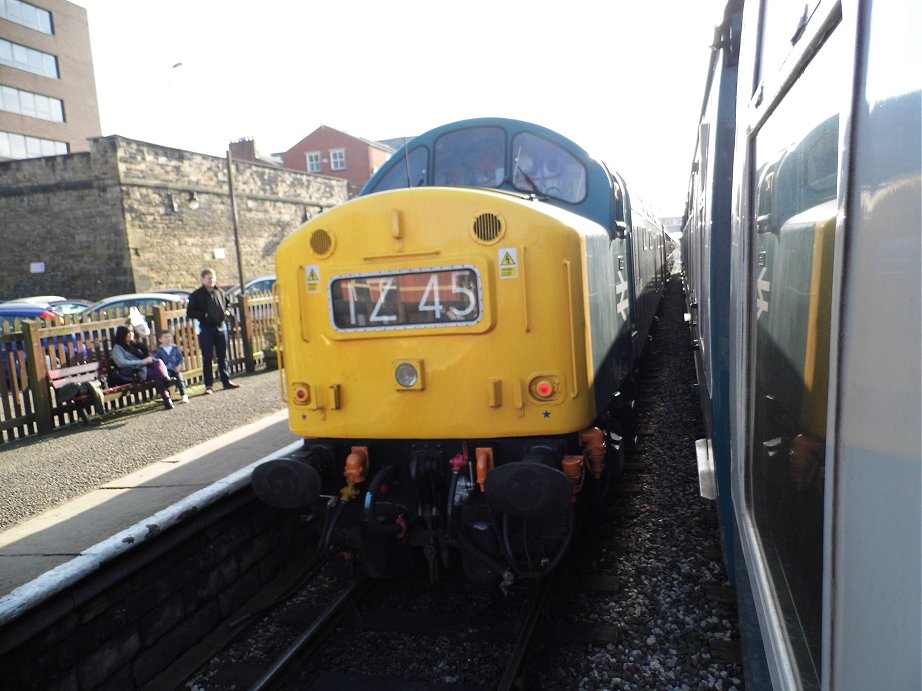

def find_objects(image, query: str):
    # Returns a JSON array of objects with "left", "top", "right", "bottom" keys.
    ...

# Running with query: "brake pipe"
[{"left": 579, "top": 427, "right": 607, "bottom": 479}]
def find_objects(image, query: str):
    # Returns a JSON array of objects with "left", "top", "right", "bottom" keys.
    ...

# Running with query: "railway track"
[
  {"left": 183, "top": 555, "right": 558, "bottom": 690},
  {"left": 178, "top": 277, "right": 741, "bottom": 690}
]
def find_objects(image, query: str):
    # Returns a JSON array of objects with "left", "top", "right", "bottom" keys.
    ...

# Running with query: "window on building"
[
  {"left": 306, "top": 151, "right": 321, "bottom": 173},
  {"left": 0, "top": 130, "right": 67, "bottom": 159},
  {"left": 0, "top": 0, "right": 53, "bottom": 34},
  {"left": 0, "top": 38, "right": 59, "bottom": 78},
  {"left": 330, "top": 148, "right": 346, "bottom": 171},
  {"left": 0, "top": 84, "right": 64, "bottom": 122}
]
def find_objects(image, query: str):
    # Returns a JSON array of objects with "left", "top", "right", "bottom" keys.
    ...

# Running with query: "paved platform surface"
[{"left": 0, "top": 371, "right": 298, "bottom": 599}]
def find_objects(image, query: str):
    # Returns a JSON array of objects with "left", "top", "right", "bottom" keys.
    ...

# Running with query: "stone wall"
[
  {"left": 0, "top": 137, "right": 348, "bottom": 301},
  {"left": 0, "top": 492, "right": 313, "bottom": 690},
  {"left": 0, "top": 148, "right": 128, "bottom": 300}
]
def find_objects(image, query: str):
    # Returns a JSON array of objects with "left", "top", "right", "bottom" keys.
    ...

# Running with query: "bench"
[{"left": 48, "top": 360, "right": 169, "bottom": 424}]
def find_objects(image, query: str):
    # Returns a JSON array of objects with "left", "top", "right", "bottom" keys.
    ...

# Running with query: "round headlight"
[{"left": 395, "top": 363, "right": 419, "bottom": 388}]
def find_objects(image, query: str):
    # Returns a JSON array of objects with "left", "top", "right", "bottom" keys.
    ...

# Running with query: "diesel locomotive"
[
  {"left": 683, "top": 1, "right": 920, "bottom": 688},
  {"left": 252, "top": 118, "right": 667, "bottom": 585}
]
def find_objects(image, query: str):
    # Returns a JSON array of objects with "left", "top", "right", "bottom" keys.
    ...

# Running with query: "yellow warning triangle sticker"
[
  {"left": 307, "top": 269, "right": 319, "bottom": 281},
  {"left": 501, "top": 252, "right": 516, "bottom": 266}
]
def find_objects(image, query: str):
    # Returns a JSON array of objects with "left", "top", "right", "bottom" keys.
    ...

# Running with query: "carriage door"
[{"left": 746, "top": 16, "right": 844, "bottom": 690}]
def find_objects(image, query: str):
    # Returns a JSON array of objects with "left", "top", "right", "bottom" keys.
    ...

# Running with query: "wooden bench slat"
[
  {"left": 48, "top": 361, "right": 161, "bottom": 424},
  {"left": 50, "top": 372, "right": 99, "bottom": 388},
  {"left": 48, "top": 363, "right": 99, "bottom": 379}
]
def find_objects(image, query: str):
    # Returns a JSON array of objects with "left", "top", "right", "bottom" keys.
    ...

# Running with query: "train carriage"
[
  {"left": 253, "top": 118, "right": 667, "bottom": 585},
  {"left": 683, "top": 1, "right": 920, "bottom": 688}
]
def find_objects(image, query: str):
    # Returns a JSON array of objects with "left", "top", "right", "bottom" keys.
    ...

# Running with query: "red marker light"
[
  {"left": 293, "top": 384, "right": 310, "bottom": 404},
  {"left": 529, "top": 376, "right": 558, "bottom": 401}
]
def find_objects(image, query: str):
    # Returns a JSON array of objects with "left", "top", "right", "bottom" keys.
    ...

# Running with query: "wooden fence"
[{"left": 0, "top": 294, "right": 277, "bottom": 443}]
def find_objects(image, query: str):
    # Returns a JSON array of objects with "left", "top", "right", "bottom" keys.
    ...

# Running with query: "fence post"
[
  {"left": 238, "top": 294, "right": 255, "bottom": 373},
  {"left": 25, "top": 320, "right": 53, "bottom": 434},
  {"left": 152, "top": 305, "right": 168, "bottom": 339}
]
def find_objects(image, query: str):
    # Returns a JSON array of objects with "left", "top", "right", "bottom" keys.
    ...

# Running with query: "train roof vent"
[
  {"left": 472, "top": 212, "right": 505, "bottom": 244},
  {"left": 310, "top": 228, "right": 334, "bottom": 256}
]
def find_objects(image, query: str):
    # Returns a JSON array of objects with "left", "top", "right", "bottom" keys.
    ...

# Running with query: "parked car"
[
  {"left": 80, "top": 292, "right": 187, "bottom": 322},
  {"left": 154, "top": 289, "right": 193, "bottom": 299},
  {"left": 226, "top": 275, "right": 276, "bottom": 300},
  {"left": 0, "top": 304, "right": 59, "bottom": 331},
  {"left": 3, "top": 296, "right": 91, "bottom": 316},
  {"left": 0, "top": 304, "right": 84, "bottom": 384},
  {"left": 48, "top": 299, "right": 92, "bottom": 315},
  {"left": 2, "top": 295, "right": 65, "bottom": 305}
]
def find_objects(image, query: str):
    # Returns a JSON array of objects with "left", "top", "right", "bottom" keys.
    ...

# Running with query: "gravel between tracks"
[
  {"left": 523, "top": 275, "right": 745, "bottom": 690},
  {"left": 188, "top": 277, "right": 745, "bottom": 690},
  {"left": 0, "top": 370, "right": 286, "bottom": 531}
]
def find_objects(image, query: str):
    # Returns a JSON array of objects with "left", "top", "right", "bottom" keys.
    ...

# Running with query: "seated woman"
[{"left": 110, "top": 325, "right": 175, "bottom": 410}]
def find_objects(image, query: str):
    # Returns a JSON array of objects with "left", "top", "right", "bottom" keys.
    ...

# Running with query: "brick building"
[
  {"left": 281, "top": 125, "right": 394, "bottom": 197},
  {"left": 0, "top": 0, "right": 101, "bottom": 160},
  {"left": 0, "top": 135, "right": 347, "bottom": 301}
]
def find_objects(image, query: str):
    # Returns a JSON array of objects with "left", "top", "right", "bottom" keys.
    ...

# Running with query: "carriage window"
[
  {"left": 368, "top": 146, "right": 429, "bottom": 191},
  {"left": 433, "top": 127, "right": 505, "bottom": 188},
  {"left": 748, "top": 22, "right": 844, "bottom": 691},
  {"left": 757, "top": 0, "right": 823, "bottom": 87},
  {"left": 511, "top": 132, "right": 586, "bottom": 203}
]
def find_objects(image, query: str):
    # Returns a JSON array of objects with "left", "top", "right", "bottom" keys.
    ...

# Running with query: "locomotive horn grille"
[
  {"left": 472, "top": 213, "right": 505, "bottom": 244},
  {"left": 310, "top": 228, "right": 334, "bottom": 256}
]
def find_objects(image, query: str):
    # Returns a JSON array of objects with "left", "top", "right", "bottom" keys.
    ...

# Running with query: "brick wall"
[
  {"left": 281, "top": 125, "right": 393, "bottom": 197},
  {"left": 0, "top": 137, "right": 348, "bottom": 301}
]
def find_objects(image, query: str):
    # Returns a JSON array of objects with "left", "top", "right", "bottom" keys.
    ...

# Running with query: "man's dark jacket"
[{"left": 187, "top": 286, "right": 229, "bottom": 327}]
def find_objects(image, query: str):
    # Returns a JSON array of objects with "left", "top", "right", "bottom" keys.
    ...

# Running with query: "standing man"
[{"left": 187, "top": 268, "right": 241, "bottom": 394}]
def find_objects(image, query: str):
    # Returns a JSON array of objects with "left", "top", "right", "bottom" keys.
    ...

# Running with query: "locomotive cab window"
[
  {"left": 369, "top": 146, "right": 429, "bottom": 191},
  {"left": 511, "top": 132, "right": 587, "bottom": 203},
  {"left": 433, "top": 127, "right": 505, "bottom": 187}
]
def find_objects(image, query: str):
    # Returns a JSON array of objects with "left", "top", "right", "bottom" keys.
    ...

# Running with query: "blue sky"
[{"left": 78, "top": 0, "right": 726, "bottom": 217}]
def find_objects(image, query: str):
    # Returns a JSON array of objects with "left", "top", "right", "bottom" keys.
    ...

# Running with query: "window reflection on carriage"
[
  {"left": 331, "top": 268, "right": 482, "bottom": 331},
  {"left": 748, "top": 25, "right": 844, "bottom": 691}
]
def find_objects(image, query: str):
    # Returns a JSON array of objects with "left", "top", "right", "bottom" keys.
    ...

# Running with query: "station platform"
[{"left": 0, "top": 399, "right": 299, "bottom": 605}]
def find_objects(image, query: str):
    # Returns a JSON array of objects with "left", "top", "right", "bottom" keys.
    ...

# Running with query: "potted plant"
[{"left": 262, "top": 326, "right": 279, "bottom": 370}]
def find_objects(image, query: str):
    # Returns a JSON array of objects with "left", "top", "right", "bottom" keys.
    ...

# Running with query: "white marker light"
[{"left": 395, "top": 363, "right": 419, "bottom": 388}]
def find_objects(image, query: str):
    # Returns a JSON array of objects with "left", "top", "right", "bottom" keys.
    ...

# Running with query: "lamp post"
[
  {"left": 226, "top": 150, "right": 246, "bottom": 296},
  {"left": 226, "top": 149, "right": 255, "bottom": 371}
]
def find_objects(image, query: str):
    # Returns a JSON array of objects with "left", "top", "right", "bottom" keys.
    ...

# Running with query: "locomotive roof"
[{"left": 361, "top": 117, "right": 623, "bottom": 232}]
